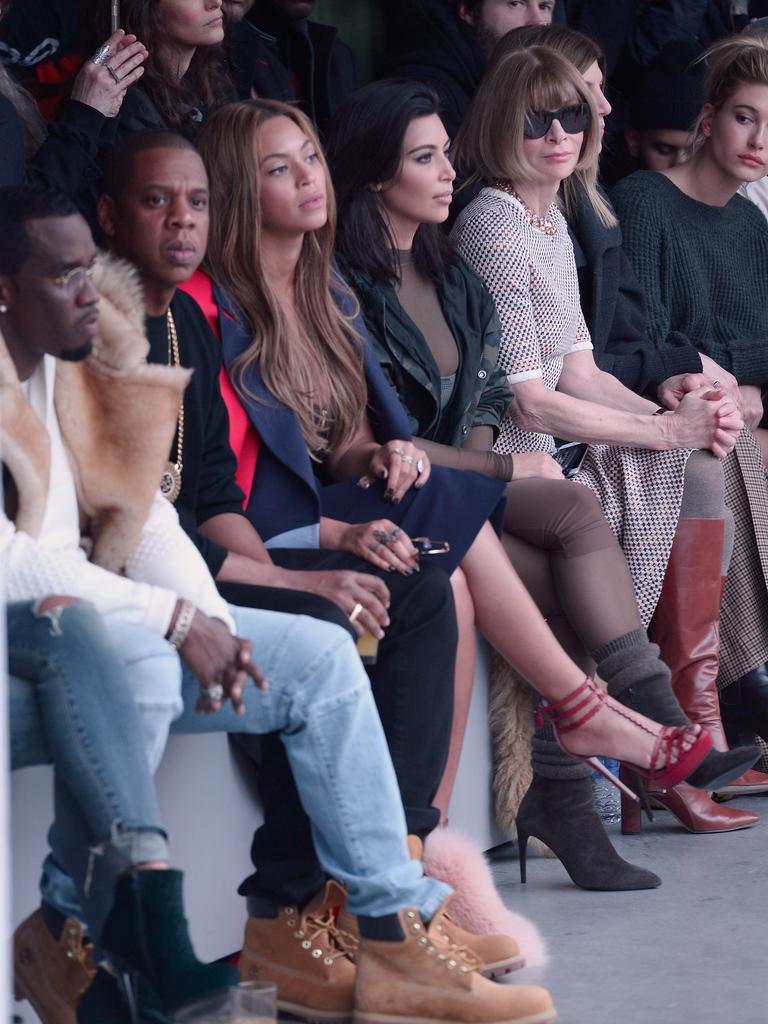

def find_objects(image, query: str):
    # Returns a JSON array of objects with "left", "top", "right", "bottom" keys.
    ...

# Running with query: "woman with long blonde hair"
[{"left": 195, "top": 98, "right": 749, "bottom": 825}]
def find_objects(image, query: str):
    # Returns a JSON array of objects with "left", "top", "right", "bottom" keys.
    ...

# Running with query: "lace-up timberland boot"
[
  {"left": 14, "top": 908, "right": 96, "bottom": 1024},
  {"left": 334, "top": 838, "right": 524, "bottom": 980},
  {"left": 354, "top": 904, "right": 555, "bottom": 1024},
  {"left": 240, "top": 881, "right": 356, "bottom": 1023}
]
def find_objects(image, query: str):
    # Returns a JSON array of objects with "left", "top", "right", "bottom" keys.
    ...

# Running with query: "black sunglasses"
[{"left": 523, "top": 103, "right": 591, "bottom": 140}]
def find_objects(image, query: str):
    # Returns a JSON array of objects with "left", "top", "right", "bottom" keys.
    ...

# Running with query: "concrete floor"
[
  {"left": 490, "top": 794, "right": 768, "bottom": 1024},
  {"left": 13, "top": 796, "right": 768, "bottom": 1024}
]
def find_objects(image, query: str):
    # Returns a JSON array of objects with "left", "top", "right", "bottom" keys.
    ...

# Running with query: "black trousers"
[{"left": 218, "top": 550, "right": 457, "bottom": 908}]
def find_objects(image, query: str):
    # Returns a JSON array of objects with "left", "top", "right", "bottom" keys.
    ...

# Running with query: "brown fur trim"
[
  {"left": 489, "top": 652, "right": 554, "bottom": 856},
  {"left": 0, "top": 253, "right": 191, "bottom": 571},
  {"left": 56, "top": 253, "right": 191, "bottom": 572}
]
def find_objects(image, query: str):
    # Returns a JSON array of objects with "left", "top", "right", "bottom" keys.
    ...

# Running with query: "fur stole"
[{"left": 0, "top": 253, "right": 191, "bottom": 573}]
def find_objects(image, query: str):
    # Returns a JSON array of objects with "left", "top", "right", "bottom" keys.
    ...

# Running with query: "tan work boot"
[
  {"left": 395, "top": 836, "right": 526, "bottom": 978},
  {"left": 14, "top": 908, "right": 96, "bottom": 1024},
  {"left": 355, "top": 905, "right": 555, "bottom": 1024},
  {"left": 240, "top": 883, "right": 356, "bottom": 1023},
  {"left": 337, "top": 893, "right": 524, "bottom": 980},
  {"left": 429, "top": 898, "right": 525, "bottom": 979}
]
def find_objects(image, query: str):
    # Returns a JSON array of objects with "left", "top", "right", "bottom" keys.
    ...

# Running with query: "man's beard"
[
  {"left": 475, "top": 21, "right": 503, "bottom": 57},
  {"left": 59, "top": 340, "right": 93, "bottom": 362}
]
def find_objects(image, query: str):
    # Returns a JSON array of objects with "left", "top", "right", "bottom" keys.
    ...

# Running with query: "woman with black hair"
[{"left": 326, "top": 78, "right": 755, "bottom": 884}]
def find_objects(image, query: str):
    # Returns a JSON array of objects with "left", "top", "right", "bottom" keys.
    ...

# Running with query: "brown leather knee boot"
[{"left": 648, "top": 518, "right": 760, "bottom": 832}]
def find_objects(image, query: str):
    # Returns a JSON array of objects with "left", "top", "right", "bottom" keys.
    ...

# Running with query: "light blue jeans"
[
  {"left": 40, "top": 603, "right": 450, "bottom": 922},
  {"left": 9, "top": 600, "right": 174, "bottom": 941}
]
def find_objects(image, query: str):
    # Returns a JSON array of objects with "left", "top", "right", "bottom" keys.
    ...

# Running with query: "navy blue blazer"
[
  {"left": 215, "top": 281, "right": 414, "bottom": 546},
  {"left": 214, "top": 280, "right": 506, "bottom": 572}
]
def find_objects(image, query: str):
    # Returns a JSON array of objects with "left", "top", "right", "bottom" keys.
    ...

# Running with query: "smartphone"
[
  {"left": 553, "top": 441, "right": 588, "bottom": 479},
  {"left": 111, "top": 0, "right": 120, "bottom": 32}
]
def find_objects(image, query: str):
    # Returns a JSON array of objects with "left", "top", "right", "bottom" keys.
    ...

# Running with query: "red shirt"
[{"left": 179, "top": 269, "right": 260, "bottom": 505}]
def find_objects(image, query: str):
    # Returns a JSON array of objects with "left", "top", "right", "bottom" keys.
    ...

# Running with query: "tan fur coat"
[{"left": 0, "top": 254, "right": 191, "bottom": 573}]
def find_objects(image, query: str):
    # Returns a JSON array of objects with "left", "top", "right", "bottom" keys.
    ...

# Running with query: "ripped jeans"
[{"left": 8, "top": 600, "right": 176, "bottom": 941}]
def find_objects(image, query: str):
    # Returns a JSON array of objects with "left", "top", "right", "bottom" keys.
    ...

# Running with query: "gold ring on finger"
[{"left": 349, "top": 602, "right": 364, "bottom": 624}]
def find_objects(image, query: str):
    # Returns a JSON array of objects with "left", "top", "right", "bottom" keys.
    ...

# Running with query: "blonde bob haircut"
[
  {"left": 692, "top": 30, "right": 768, "bottom": 147},
  {"left": 453, "top": 45, "right": 615, "bottom": 226}
]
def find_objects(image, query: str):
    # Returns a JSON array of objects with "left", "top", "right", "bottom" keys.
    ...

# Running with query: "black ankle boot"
[
  {"left": 515, "top": 774, "right": 661, "bottom": 891},
  {"left": 99, "top": 871, "right": 237, "bottom": 1014},
  {"left": 76, "top": 967, "right": 171, "bottom": 1024}
]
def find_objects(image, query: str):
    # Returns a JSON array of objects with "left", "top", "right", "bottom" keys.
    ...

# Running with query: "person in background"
[
  {"left": 381, "top": 0, "right": 553, "bottom": 138},
  {"left": 225, "top": 0, "right": 358, "bottom": 134},
  {"left": 623, "top": 43, "right": 702, "bottom": 173},
  {"left": 0, "top": 0, "right": 146, "bottom": 199},
  {"left": 82, "top": 0, "right": 232, "bottom": 140}
]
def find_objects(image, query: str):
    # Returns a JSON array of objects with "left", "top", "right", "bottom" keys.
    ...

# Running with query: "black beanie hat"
[{"left": 629, "top": 41, "right": 705, "bottom": 132}]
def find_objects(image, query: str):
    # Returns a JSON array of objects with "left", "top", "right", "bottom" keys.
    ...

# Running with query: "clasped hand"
[{"left": 180, "top": 610, "right": 267, "bottom": 717}]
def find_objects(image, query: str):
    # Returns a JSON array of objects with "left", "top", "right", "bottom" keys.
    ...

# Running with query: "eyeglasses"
[
  {"left": 16, "top": 263, "right": 98, "bottom": 293},
  {"left": 523, "top": 103, "right": 591, "bottom": 140}
]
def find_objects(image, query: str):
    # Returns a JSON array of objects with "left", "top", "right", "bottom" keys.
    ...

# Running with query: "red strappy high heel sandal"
[{"left": 537, "top": 676, "right": 713, "bottom": 801}]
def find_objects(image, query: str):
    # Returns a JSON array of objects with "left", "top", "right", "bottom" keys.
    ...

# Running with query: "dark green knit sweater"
[{"left": 611, "top": 170, "right": 768, "bottom": 385}]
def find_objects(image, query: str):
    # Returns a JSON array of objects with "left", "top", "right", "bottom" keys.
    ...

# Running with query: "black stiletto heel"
[{"left": 517, "top": 827, "right": 529, "bottom": 884}]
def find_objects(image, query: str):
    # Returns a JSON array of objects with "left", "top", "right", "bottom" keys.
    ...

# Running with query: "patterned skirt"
[
  {"left": 719, "top": 429, "right": 768, "bottom": 690},
  {"left": 495, "top": 421, "right": 690, "bottom": 628}
]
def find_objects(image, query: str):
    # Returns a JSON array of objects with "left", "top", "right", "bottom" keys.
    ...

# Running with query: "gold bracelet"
[{"left": 167, "top": 599, "right": 197, "bottom": 650}]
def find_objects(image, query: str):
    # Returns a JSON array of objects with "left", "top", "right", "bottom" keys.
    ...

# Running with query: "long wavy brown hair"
[
  {"left": 88, "top": 0, "right": 230, "bottom": 135},
  {"left": 197, "top": 99, "right": 367, "bottom": 457}
]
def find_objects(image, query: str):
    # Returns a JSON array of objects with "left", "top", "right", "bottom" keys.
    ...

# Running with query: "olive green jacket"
[{"left": 346, "top": 256, "right": 512, "bottom": 448}]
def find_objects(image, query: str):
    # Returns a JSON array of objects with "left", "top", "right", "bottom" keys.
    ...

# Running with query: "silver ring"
[
  {"left": 388, "top": 527, "right": 403, "bottom": 542},
  {"left": 712, "top": 379, "right": 721, "bottom": 388},
  {"left": 349, "top": 602, "right": 364, "bottom": 624},
  {"left": 200, "top": 683, "right": 224, "bottom": 703},
  {"left": 91, "top": 44, "right": 111, "bottom": 66},
  {"left": 416, "top": 458, "right": 425, "bottom": 474},
  {"left": 391, "top": 448, "right": 406, "bottom": 457},
  {"left": 400, "top": 454, "right": 416, "bottom": 466},
  {"left": 106, "top": 64, "right": 121, "bottom": 83}
]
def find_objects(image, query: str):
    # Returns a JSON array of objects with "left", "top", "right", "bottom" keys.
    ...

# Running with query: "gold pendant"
[{"left": 160, "top": 462, "right": 182, "bottom": 503}]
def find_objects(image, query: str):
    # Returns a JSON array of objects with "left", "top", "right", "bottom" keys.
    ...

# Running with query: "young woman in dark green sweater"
[{"left": 612, "top": 30, "right": 768, "bottom": 768}]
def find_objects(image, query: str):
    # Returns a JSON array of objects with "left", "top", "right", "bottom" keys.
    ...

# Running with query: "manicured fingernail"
[{"left": 387, "top": 566, "right": 396, "bottom": 573}]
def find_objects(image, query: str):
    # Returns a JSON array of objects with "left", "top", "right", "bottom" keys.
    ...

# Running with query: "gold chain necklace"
[
  {"left": 160, "top": 307, "right": 185, "bottom": 503},
  {"left": 489, "top": 179, "right": 558, "bottom": 235}
]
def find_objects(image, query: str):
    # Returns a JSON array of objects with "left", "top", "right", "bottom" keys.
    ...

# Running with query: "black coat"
[
  {"left": 230, "top": 7, "right": 358, "bottom": 134},
  {"left": 381, "top": 0, "right": 486, "bottom": 139},
  {"left": 568, "top": 185, "right": 702, "bottom": 395}
]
